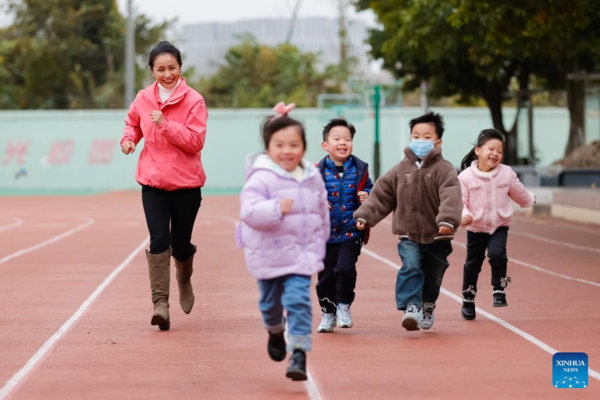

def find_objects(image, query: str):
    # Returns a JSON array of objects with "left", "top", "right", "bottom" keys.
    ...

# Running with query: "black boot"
[
  {"left": 286, "top": 350, "right": 307, "bottom": 381},
  {"left": 493, "top": 290, "right": 508, "bottom": 307},
  {"left": 267, "top": 331, "right": 286, "bottom": 362},
  {"left": 461, "top": 285, "right": 476, "bottom": 320},
  {"left": 462, "top": 300, "right": 476, "bottom": 320}
]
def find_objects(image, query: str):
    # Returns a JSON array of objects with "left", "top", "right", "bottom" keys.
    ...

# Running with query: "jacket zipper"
[{"left": 337, "top": 164, "right": 345, "bottom": 232}]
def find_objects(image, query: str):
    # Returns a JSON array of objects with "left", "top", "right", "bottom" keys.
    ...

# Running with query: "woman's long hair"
[{"left": 460, "top": 129, "right": 506, "bottom": 171}]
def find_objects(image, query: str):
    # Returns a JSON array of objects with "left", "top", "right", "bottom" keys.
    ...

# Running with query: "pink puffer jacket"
[{"left": 459, "top": 162, "right": 535, "bottom": 234}]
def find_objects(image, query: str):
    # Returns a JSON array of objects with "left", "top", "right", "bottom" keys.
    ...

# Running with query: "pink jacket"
[
  {"left": 121, "top": 78, "right": 208, "bottom": 191},
  {"left": 459, "top": 162, "right": 535, "bottom": 234}
]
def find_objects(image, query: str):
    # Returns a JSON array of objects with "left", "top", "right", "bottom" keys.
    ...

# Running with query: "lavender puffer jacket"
[{"left": 236, "top": 153, "right": 330, "bottom": 279}]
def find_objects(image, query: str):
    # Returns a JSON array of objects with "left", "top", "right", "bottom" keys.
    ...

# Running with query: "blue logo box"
[{"left": 553, "top": 352, "right": 588, "bottom": 388}]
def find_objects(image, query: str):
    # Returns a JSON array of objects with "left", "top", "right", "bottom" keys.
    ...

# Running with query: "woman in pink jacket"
[
  {"left": 121, "top": 41, "right": 208, "bottom": 331},
  {"left": 458, "top": 129, "right": 535, "bottom": 320}
]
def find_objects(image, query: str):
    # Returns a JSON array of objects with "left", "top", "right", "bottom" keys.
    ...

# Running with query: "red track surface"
[{"left": 0, "top": 192, "right": 599, "bottom": 399}]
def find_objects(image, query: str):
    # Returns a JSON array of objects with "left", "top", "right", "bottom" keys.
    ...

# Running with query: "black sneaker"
[
  {"left": 461, "top": 300, "right": 476, "bottom": 320},
  {"left": 267, "top": 331, "right": 286, "bottom": 362},
  {"left": 493, "top": 290, "right": 507, "bottom": 307},
  {"left": 286, "top": 350, "right": 307, "bottom": 381}
]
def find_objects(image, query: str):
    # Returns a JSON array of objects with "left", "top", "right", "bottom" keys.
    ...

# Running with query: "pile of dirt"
[{"left": 553, "top": 140, "right": 600, "bottom": 168}]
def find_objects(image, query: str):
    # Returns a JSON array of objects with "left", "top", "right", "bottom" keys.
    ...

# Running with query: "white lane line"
[
  {"left": 360, "top": 247, "right": 600, "bottom": 382},
  {"left": 379, "top": 220, "right": 600, "bottom": 288},
  {"left": 223, "top": 216, "right": 325, "bottom": 400},
  {"left": 511, "top": 230, "right": 600, "bottom": 255},
  {"left": 515, "top": 216, "right": 600, "bottom": 236},
  {"left": 453, "top": 241, "right": 600, "bottom": 288},
  {"left": 0, "top": 218, "right": 23, "bottom": 233},
  {"left": 0, "top": 237, "right": 150, "bottom": 400},
  {"left": 304, "top": 370, "right": 324, "bottom": 400},
  {"left": 0, "top": 218, "right": 95, "bottom": 267}
]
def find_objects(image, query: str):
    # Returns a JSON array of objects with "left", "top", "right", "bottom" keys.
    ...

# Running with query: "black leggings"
[
  {"left": 462, "top": 227, "right": 509, "bottom": 292},
  {"left": 141, "top": 185, "right": 201, "bottom": 261}
]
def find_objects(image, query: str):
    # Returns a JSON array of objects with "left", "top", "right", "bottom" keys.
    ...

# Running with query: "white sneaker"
[
  {"left": 318, "top": 313, "right": 336, "bottom": 333},
  {"left": 336, "top": 303, "right": 353, "bottom": 328},
  {"left": 401, "top": 304, "right": 422, "bottom": 331},
  {"left": 420, "top": 302, "right": 436, "bottom": 330}
]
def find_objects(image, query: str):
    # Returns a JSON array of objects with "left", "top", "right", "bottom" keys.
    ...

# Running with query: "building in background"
[{"left": 181, "top": 18, "right": 372, "bottom": 77}]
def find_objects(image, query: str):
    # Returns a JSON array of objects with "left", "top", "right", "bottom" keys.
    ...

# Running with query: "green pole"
[{"left": 374, "top": 85, "right": 381, "bottom": 180}]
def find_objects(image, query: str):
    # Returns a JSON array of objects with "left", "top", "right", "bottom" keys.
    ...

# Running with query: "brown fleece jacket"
[{"left": 353, "top": 147, "right": 462, "bottom": 244}]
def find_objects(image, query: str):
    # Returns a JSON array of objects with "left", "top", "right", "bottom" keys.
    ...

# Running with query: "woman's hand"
[
  {"left": 121, "top": 140, "right": 136, "bottom": 155},
  {"left": 280, "top": 199, "right": 294, "bottom": 215},
  {"left": 150, "top": 110, "right": 165, "bottom": 126}
]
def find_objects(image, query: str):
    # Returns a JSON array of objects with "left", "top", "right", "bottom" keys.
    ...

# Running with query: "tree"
[
  {"left": 356, "top": 0, "right": 600, "bottom": 160},
  {"left": 0, "top": 0, "right": 170, "bottom": 109},
  {"left": 449, "top": 0, "right": 600, "bottom": 156},
  {"left": 194, "top": 35, "right": 342, "bottom": 108},
  {"left": 355, "top": 0, "right": 526, "bottom": 163}
]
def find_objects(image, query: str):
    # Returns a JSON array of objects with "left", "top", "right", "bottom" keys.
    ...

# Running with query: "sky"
[
  {"left": 0, "top": 1, "right": 377, "bottom": 30},
  {"left": 115, "top": 0, "right": 376, "bottom": 27}
]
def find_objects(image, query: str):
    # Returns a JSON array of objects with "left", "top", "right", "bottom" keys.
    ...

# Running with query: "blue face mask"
[{"left": 409, "top": 139, "right": 440, "bottom": 159}]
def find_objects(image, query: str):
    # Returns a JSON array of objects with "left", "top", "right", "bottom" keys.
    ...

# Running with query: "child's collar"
[
  {"left": 326, "top": 155, "right": 352, "bottom": 168},
  {"left": 470, "top": 160, "right": 501, "bottom": 178},
  {"left": 251, "top": 153, "right": 319, "bottom": 181}
]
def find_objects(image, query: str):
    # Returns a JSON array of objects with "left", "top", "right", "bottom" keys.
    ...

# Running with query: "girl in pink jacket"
[
  {"left": 121, "top": 41, "right": 208, "bottom": 331},
  {"left": 458, "top": 129, "right": 535, "bottom": 320},
  {"left": 237, "top": 103, "right": 329, "bottom": 381}
]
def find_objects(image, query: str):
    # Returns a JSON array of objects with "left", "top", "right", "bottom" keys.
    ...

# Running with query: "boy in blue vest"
[{"left": 316, "top": 119, "right": 373, "bottom": 332}]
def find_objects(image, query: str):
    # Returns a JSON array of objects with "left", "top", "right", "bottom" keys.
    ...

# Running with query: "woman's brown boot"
[
  {"left": 175, "top": 245, "right": 196, "bottom": 314},
  {"left": 146, "top": 249, "right": 171, "bottom": 330}
]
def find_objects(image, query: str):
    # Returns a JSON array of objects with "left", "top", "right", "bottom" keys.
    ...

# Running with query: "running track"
[{"left": 0, "top": 192, "right": 598, "bottom": 399}]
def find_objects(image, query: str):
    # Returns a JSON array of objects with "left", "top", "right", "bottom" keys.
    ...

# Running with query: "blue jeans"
[
  {"left": 257, "top": 274, "right": 312, "bottom": 352},
  {"left": 395, "top": 239, "right": 453, "bottom": 310}
]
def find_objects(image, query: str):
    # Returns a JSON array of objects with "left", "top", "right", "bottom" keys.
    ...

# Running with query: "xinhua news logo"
[{"left": 553, "top": 352, "right": 588, "bottom": 388}]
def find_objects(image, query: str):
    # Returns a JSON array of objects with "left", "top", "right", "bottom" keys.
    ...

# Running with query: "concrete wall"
[{"left": 1, "top": 106, "right": 597, "bottom": 194}]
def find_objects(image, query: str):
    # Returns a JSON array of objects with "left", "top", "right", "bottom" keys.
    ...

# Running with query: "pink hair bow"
[{"left": 272, "top": 101, "right": 296, "bottom": 117}]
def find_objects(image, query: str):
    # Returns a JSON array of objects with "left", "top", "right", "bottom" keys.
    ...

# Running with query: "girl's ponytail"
[
  {"left": 461, "top": 128, "right": 506, "bottom": 171},
  {"left": 460, "top": 148, "right": 478, "bottom": 171}
]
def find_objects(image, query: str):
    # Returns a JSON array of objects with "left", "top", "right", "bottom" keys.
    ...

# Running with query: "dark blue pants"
[
  {"left": 316, "top": 238, "right": 362, "bottom": 313},
  {"left": 395, "top": 239, "right": 453, "bottom": 310}
]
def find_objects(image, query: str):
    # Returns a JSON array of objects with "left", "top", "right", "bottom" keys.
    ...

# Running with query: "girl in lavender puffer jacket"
[
  {"left": 236, "top": 103, "right": 329, "bottom": 382},
  {"left": 458, "top": 129, "right": 535, "bottom": 321}
]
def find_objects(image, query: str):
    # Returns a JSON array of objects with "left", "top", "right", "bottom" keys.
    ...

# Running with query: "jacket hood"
[{"left": 244, "top": 153, "right": 319, "bottom": 181}]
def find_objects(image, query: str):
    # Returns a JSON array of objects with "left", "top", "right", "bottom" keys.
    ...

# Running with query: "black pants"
[
  {"left": 462, "top": 227, "right": 509, "bottom": 294},
  {"left": 316, "top": 237, "right": 362, "bottom": 313},
  {"left": 141, "top": 185, "right": 201, "bottom": 262}
]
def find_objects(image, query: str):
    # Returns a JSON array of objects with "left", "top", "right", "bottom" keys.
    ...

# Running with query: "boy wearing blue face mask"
[{"left": 354, "top": 112, "right": 462, "bottom": 332}]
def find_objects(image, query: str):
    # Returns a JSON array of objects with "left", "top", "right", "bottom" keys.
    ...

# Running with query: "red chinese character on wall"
[
  {"left": 88, "top": 140, "right": 116, "bottom": 165},
  {"left": 47, "top": 141, "right": 75, "bottom": 165},
  {"left": 3, "top": 140, "right": 30, "bottom": 165}
]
